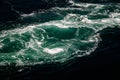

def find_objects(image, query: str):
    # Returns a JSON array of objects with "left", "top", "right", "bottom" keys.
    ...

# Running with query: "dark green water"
[{"left": 0, "top": 2, "right": 120, "bottom": 67}]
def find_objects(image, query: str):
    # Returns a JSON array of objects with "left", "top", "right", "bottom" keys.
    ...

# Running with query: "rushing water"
[{"left": 0, "top": 2, "right": 120, "bottom": 67}]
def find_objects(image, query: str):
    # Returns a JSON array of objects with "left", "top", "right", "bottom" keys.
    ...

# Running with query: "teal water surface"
[{"left": 0, "top": 3, "right": 120, "bottom": 66}]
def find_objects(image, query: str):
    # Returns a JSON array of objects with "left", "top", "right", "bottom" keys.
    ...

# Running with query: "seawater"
[{"left": 0, "top": 2, "right": 120, "bottom": 66}]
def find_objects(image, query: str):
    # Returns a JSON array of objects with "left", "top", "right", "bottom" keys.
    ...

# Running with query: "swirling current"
[{"left": 0, "top": 2, "right": 120, "bottom": 68}]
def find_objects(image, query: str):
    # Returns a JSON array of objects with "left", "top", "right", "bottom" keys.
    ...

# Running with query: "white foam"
[
  {"left": 43, "top": 48, "right": 64, "bottom": 55},
  {"left": 21, "top": 13, "right": 35, "bottom": 17}
]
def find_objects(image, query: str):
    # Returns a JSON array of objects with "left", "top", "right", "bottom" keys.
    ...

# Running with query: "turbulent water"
[{"left": 0, "top": 2, "right": 120, "bottom": 67}]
